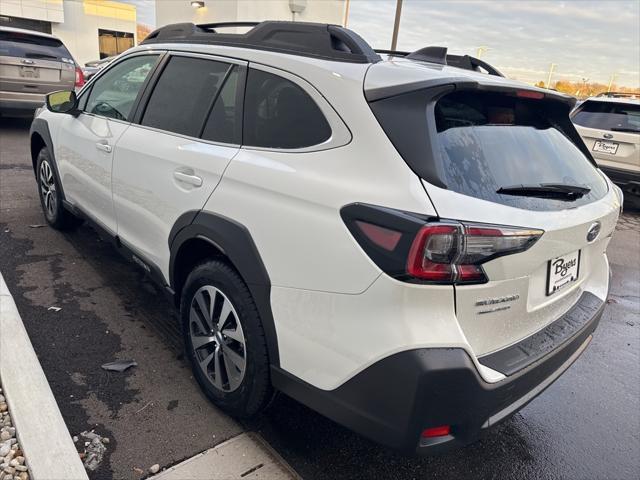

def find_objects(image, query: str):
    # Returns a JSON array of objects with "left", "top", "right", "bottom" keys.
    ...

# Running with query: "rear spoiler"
[{"left": 365, "top": 76, "right": 576, "bottom": 107}]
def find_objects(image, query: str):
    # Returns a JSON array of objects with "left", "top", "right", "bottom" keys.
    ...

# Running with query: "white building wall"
[
  {"left": 0, "top": 0, "right": 64, "bottom": 23},
  {"left": 52, "top": 0, "right": 137, "bottom": 66},
  {"left": 155, "top": 0, "right": 346, "bottom": 28}
]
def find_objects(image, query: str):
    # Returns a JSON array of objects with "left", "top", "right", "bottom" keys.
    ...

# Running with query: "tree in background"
[{"left": 536, "top": 79, "right": 640, "bottom": 99}]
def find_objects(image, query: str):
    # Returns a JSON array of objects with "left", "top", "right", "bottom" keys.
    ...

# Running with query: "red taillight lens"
[
  {"left": 421, "top": 425, "right": 451, "bottom": 438},
  {"left": 407, "top": 222, "right": 542, "bottom": 284},
  {"left": 516, "top": 90, "right": 544, "bottom": 99},
  {"left": 407, "top": 225, "right": 458, "bottom": 282},
  {"left": 75, "top": 66, "right": 85, "bottom": 88}
]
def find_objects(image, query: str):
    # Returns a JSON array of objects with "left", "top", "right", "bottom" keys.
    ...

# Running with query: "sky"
[
  {"left": 123, "top": 0, "right": 639, "bottom": 88},
  {"left": 348, "top": 0, "right": 640, "bottom": 87}
]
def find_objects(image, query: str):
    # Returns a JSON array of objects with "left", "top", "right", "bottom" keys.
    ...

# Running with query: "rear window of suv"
[
  {"left": 0, "top": 31, "right": 73, "bottom": 62},
  {"left": 572, "top": 100, "right": 640, "bottom": 133},
  {"left": 370, "top": 88, "right": 608, "bottom": 211},
  {"left": 432, "top": 91, "right": 608, "bottom": 210}
]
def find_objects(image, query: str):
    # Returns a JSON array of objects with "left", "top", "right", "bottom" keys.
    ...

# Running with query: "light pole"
[
  {"left": 343, "top": 0, "right": 351, "bottom": 27},
  {"left": 607, "top": 73, "right": 617, "bottom": 93},
  {"left": 476, "top": 46, "right": 489, "bottom": 58},
  {"left": 390, "top": 0, "right": 403, "bottom": 51},
  {"left": 546, "top": 63, "right": 557, "bottom": 89}
]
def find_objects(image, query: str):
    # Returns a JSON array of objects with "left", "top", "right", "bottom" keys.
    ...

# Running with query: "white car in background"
[{"left": 572, "top": 96, "right": 640, "bottom": 207}]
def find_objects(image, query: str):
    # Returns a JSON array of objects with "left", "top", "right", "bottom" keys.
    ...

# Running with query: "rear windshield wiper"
[
  {"left": 496, "top": 183, "right": 591, "bottom": 200},
  {"left": 610, "top": 127, "right": 640, "bottom": 134}
]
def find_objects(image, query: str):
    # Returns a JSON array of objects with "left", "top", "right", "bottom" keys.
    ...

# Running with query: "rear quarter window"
[{"left": 243, "top": 68, "right": 331, "bottom": 149}]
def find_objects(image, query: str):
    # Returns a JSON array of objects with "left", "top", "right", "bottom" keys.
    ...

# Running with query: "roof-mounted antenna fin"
[{"left": 406, "top": 46, "right": 448, "bottom": 65}]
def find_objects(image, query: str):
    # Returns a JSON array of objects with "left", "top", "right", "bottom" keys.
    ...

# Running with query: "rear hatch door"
[
  {"left": 367, "top": 69, "right": 620, "bottom": 360},
  {"left": 0, "top": 30, "right": 75, "bottom": 95}
]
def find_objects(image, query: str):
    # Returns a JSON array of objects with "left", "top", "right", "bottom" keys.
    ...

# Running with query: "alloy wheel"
[
  {"left": 39, "top": 160, "right": 57, "bottom": 218},
  {"left": 189, "top": 285, "right": 246, "bottom": 392}
]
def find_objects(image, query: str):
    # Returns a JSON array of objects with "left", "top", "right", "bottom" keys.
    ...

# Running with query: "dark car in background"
[{"left": 0, "top": 26, "right": 84, "bottom": 115}]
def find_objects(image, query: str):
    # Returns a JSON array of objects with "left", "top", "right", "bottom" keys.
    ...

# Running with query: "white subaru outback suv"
[{"left": 30, "top": 22, "right": 620, "bottom": 454}]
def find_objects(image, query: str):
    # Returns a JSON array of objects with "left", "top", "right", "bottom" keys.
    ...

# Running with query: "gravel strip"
[{"left": 0, "top": 385, "right": 30, "bottom": 480}]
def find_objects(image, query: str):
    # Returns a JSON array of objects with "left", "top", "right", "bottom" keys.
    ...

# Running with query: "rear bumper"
[
  {"left": 272, "top": 291, "right": 606, "bottom": 454},
  {"left": 0, "top": 91, "right": 45, "bottom": 111},
  {"left": 601, "top": 165, "right": 640, "bottom": 189}
]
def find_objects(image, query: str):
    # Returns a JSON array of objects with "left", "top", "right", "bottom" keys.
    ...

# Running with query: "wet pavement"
[{"left": 1, "top": 116, "right": 639, "bottom": 479}]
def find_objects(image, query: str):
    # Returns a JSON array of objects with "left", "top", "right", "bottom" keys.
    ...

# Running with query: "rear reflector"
[
  {"left": 355, "top": 220, "right": 402, "bottom": 251},
  {"left": 421, "top": 425, "right": 451, "bottom": 438}
]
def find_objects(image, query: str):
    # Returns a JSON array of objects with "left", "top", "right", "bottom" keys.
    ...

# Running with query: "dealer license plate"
[{"left": 547, "top": 250, "right": 580, "bottom": 296}]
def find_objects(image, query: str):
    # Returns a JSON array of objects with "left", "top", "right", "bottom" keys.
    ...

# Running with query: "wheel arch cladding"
[{"left": 169, "top": 211, "right": 280, "bottom": 366}]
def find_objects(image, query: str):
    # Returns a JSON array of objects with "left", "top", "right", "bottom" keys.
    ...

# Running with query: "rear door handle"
[
  {"left": 95, "top": 142, "right": 112, "bottom": 153},
  {"left": 173, "top": 171, "right": 203, "bottom": 187}
]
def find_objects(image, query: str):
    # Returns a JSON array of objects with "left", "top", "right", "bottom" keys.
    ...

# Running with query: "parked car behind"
[
  {"left": 572, "top": 97, "right": 640, "bottom": 207},
  {"left": 0, "top": 26, "right": 84, "bottom": 114},
  {"left": 82, "top": 56, "right": 115, "bottom": 81}
]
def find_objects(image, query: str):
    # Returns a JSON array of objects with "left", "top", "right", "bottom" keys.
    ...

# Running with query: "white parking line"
[{"left": 0, "top": 272, "right": 88, "bottom": 480}]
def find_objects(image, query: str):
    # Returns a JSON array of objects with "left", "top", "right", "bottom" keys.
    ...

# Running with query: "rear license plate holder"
[
  {"left": 592, "top": 140, "right": 619, "bottom": 155},
  {"left": 19, "top": 66, "right": 39, "bottom": 79},
  {"left": 547, "top": 250, "right": 581, "bottom": 296}
]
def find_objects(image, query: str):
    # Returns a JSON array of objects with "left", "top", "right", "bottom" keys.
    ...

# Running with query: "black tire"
[
  {"left": 35, "top": 147, "right": 81, "bottom": 230},
  {"left": 180, "top": 259, "right": 272, "bottom": 417}
]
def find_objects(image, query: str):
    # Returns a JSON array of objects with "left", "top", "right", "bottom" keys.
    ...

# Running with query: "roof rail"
[
  {"left": 141, "top": 21, "right": 382, "bottom": 64},
  {"left": 374, "top": 48, "right": 504, "bottom": 77}
]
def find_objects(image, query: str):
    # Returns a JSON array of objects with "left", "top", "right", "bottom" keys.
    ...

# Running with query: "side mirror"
[{"left": 46, "top": 90, "right": 78, "bottom": 114}]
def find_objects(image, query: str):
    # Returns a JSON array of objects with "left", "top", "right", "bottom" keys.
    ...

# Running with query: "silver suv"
[
  {"left": 572, "top": 96, "right": 640, "bottom": 206},
  {"left": 0, "top": 26, "right": 82, "bottom": 114}
]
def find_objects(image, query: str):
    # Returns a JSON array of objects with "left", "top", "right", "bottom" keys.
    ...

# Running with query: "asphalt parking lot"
[{"left": 1, "top": 116, "right": 639, "bottom": 480}]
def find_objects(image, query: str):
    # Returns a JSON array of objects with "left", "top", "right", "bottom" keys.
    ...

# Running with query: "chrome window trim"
[
  {"left": 241, "top": 62, "right": 352, "bottom": 153},
  {"left": 127, "top": 122, "right": 241, "bottom": 149}
]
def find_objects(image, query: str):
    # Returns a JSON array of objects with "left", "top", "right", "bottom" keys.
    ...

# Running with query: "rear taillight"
[
  {"left": 75, "top": 66, "right": 85, "bottom": 88},
  {"left": 406, "top": 222, "right": 542, "bottom": 284},
  {"left": 342, "top": 203, "right": 543, "bottom": 286}
]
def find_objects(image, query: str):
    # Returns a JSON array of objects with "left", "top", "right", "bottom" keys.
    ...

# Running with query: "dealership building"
[
  {"left": 1, "top": 0, "right": 346, "bottom": 67},
  {"left": 1, "top": 0, "right": 138, "bottom": 66},
  {"left": 155, "top": 0, "right": 345, "bottom": 28}
]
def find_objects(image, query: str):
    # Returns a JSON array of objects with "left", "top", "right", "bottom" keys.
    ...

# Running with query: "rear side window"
[
  {"left": 572, "top": 100, "right": 640, "bottom": 133},
  {"left": 0, "top": 31, "right": 73, "bottom": 62},
  {"left": 142, "top": 56, "right": 232, "bottom": 137},
  {"left": 243, "top": 68, "right": 331, "bottom": 149},
  {"left": 433, "top": 91, "right": 608, "bottom": 209}
]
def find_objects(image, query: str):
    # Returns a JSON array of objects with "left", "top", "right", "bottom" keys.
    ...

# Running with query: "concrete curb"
[
  {"left": 0, "top": 272, "right": 88, "bottom": 480},
  {"left": 149, "top": 432, "right": 301, "bottom": 480}
]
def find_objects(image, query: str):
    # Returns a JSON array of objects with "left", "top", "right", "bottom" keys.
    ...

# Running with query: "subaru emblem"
[{"left": 587, "top": 222, "right": 601, "bottom": 242}]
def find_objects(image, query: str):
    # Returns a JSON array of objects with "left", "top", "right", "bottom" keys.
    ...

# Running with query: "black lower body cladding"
[{"left": 272, "top": 291, "right": 606, "bottom": 454}]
